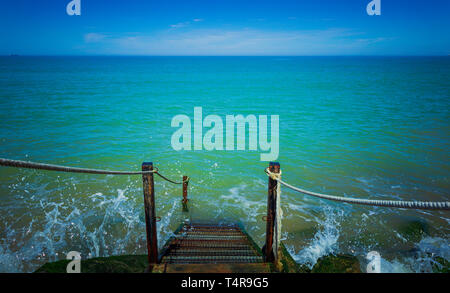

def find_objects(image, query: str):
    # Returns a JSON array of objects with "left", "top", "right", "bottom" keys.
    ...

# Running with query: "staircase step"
[
  {"left": 176, "top": 234, "right": 247, "bottom": 240},
  {"left": 152, "top": 263, "right": 271, "bottom": 273},
  {"left": 161, "top": 255, "right": 263, "bottom": 264},
  {"left": 181, "top": 231, "right": 245, "bottom": 236},
  {"left": 168, "top": 247, "right": 257, "bottom": 254},
  {"left": 167, "top": 250, "right": 258, "bottom": 257},
  {"left": 170, "top": 240, "right": 252, "bottom": 248}
]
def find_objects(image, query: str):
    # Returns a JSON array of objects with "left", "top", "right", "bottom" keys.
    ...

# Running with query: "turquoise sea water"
[{"left": 0, "top": 56, "right": 449, "bottom": 272}]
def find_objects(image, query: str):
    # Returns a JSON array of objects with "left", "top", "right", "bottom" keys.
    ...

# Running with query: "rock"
[
  {"left": 34, "top": 250, "right": 367, "bottom": 274},
  {"left": 34, "top": 255, "right": 148, "bottom": 273},
  {"left": 311, "top": 254, "right": 361, "bottom": 273},
  {"left": 276, "top": 242, "right": 310, "bottom": 273},
  {"left": 397, "top": 219, "right": 429, "bottom": 243},
  {"left": 34, "top": 259, "right": 71, "bottom": 273},
  {"left": 432, "top": 256, "right": 450, "bottom": 273}
]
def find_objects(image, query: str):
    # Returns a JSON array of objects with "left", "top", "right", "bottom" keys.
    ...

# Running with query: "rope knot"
[{"left": 265, "top": 167, "right": 282, "bottom": 181}]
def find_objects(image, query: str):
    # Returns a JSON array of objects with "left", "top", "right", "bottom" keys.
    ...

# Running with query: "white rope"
[
  {"left": 0, "top": 158, "right": 155, "bottom": 175},
  {"left": 0, "top": 158, "right": 188, "bottom": 184},
  {"left": 273, "top": 172, "right": 282, "bottom": 261},
  {"left": 265, "top": 168, "right": 450, "bottom": 211}
]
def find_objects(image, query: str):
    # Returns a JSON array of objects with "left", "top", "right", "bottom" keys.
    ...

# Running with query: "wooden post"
[
  {"left": 142, "top": 162, "right": 158, "bottom": 266},
  {"left": 263, "top": 162, "right": 280, "bottom": 263},
  {"left": 182, "top": 175, "right": 189, "bottom": 212}
]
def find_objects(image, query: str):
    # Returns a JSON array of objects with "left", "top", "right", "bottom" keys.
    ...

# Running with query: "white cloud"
[
  {"left": 170, "top": 19, "right": 203, "bottom": 29},
  {"left": 84, "top": 33, "right": 107, "bottom": 43},
  {"left": 82, "top": 28, "right": 390, "bottom": 56},
  {"left": 170, "top": 22, "right": 190, "bottom": 29}
]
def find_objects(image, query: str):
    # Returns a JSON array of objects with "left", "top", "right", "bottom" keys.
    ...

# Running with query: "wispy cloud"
[
  {"left": 170, "top": 22, "right": 190, "bottom": 29},
  {"left": 170, "top": 19, "right": 204, "bottom": 29},
  {"left": 81, "top": 27, "right": 391, "bottom": 56},
  {"left": 84, "top": 33, "right": 108, "bottom": 43}
]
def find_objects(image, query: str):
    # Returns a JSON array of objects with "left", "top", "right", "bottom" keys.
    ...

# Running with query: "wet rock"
[
  {"left": 397, "top": 219, "right": 430, "bottom": 243},
  {"left": 431, "top": 256, "right": 449, "bottom": 273},
  {"left": 34, "top": 259, "right": 71, "bottom": 273},
  {"left": 311, "top": 254, "right": 361, "bottom": 273},
  {"left": 276, "top": 242, "right": 310, "bottom": 273},
  {"left": 34, "top": 255, "right": 148, "bottom": 273},
  {"left": 35, "top": 249, "right": 369, "bottom": 274}
]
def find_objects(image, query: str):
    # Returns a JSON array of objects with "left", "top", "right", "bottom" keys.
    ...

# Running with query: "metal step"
[
  {"left": 167, "top": 249, "right": 258, "bottom": 257},
  {"left": 152, "top": 263, "right": 271, "bottom": 273},
  {"left": 162, "top": 255, "right": 263, "bottom": 264},
  {"left": 181, "top": 230, "right": 245, "bottom": 236},
  {"left": 170, "top": 240, "right": 253, "bottom": 248},
  {"left": 176, "top": 234, "right": 247, "bottom": 240}
]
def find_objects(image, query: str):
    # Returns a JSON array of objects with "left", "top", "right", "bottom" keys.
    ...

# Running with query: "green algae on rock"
[
  {"left": 34, "top": 255, "right": 148, "bottom": 273},
  {"left": 34, "top": 252, "right": 363, "bottom": 273},
  {"left": 397, "top": 219, "right": 430, "bottom": 243},
  {"left": 274, "top": 242, "right": 311, "bottom": 273},
  {"left": 431, "top": 256, "right": 449, "bottom": 273},
  {"left": 311, "top": 254, "right": 362, "bottom": 273}
]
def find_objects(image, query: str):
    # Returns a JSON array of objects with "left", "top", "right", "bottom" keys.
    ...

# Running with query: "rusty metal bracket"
[{"left": 262, "top": 215, "right": 272, "bottom": 222}]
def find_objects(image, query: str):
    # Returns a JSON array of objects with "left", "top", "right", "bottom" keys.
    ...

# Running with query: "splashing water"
[
  {"left": 377, "top": 237, "right": 450, "bottom": 273},
  {"left": 290, "top": 206, "right": 344, "bottom": 269}
]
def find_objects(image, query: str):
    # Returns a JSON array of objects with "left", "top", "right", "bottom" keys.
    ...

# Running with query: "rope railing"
[
  {"left": 155, "top": 172, "right": 190, "bottom": 185},
  {"left": 0, "top": 157, "right": 190, "bottom": 266},
  {"left": 0, "top": 158, "right": 189, "bottom": 184},
  {"left": 265, "top": 167, "right": 450, "bottom": 211}
]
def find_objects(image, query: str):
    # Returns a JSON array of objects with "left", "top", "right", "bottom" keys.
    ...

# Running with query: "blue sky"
[{"left": 0, "top": 0, "right": 449, "bottom": 56}]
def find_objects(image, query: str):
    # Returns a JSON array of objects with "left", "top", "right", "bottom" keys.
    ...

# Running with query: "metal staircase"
[{"left": 152, "top": 223, "right": 270, "bottom": 273}]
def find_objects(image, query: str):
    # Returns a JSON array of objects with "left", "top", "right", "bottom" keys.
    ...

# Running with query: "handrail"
[
  {"left": 0, "top": 158, "right": 155, "bottom": 175},
  {"left": 0, "top": 158, "right": 189, "bottom": 185},
  {"left": 0, "top": 157, "right": 190, "bottom": 269},
  {"left": 265, "top": 167, "right": 450, "bottom": 211}
]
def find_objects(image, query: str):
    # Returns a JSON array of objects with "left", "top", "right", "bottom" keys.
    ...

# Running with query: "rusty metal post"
[
  {"left": 182, "top": 175, "right": 189, "bottom": 212},
  {"left": 263, "top": 162, "right": 280, "bottom": 263},
  {"left": 142, "top": 162, "right": 158, "bottom": 266}
]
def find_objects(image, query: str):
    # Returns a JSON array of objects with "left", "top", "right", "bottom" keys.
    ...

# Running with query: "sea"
[{"left": 0, "top": 56, "right": 448, "bottom": 272}]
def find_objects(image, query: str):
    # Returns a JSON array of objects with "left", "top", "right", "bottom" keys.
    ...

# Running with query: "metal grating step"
[
  {"left": 167, "top": 250, "right": 258, "bottom": 257},
  {"left": 162, "top": 255, "right": 263, "bottom": 264},
  {"left": 167, "top": 247, "right": 256, "bottom": 253},
  {"left": 152, "top": 263, "right": 271, "bottom": 273},
  {"left": 170, "top": 240, "right": 253, "bottom": 248},
  {"left": 181, "top": 231, "right": 245, "bottom": 236},
  {"left": 176, "top": 234, "right": 247, "bottom": 240}
]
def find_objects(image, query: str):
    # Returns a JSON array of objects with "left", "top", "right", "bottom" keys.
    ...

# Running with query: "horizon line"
[{"left": 2, "top": 54, "right": 449, "bottom": 57}]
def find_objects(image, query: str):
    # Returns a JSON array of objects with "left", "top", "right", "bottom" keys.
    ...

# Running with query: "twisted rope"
[
  {"left": 265, "top": 168, "right": 449, "bottom": 211},
  {"left": 0, "top": 158, "right": 155, "bottom": 175},
  {"left": 155, "top": 172, "right": 190, "bottom": 185},
  {"left": 0, "top": 158, "right": 189, "bottom": 186}
]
